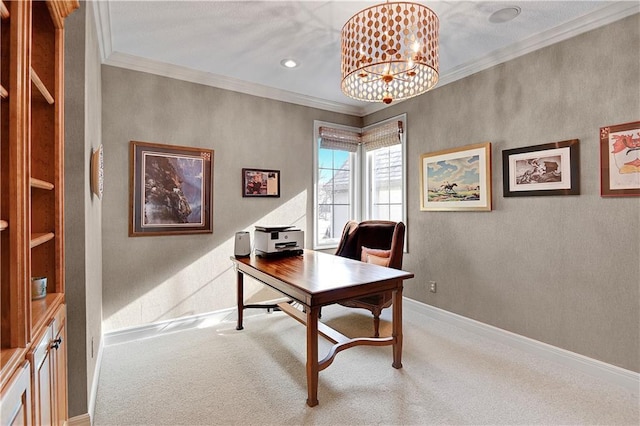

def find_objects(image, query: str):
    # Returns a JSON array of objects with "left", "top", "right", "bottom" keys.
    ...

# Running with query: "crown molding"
[
  {"left": 90, "top": 0, "right": 112, "bottom": 62},
  {"left": 103, "top": 52, "right": 365, "bottom": 116},
  {"left": 92, "top": 1, "right": 639, "bottom": 118},
  {"left": 437, "top": 1, "right": 640, "bottom": 89}
]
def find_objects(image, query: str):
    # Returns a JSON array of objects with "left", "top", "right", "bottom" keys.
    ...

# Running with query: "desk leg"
[
  {"left": 236, "top": 270, "right": 244, "bottom": 330},
  {"left": 392, "top": 285, "right": 403, "bottom": 369},
  {"left": 306, "top": 305, "right": 320, "bottom": 407}
]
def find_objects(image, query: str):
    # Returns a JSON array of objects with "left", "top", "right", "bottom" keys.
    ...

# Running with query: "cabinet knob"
[{"left": 51, "top": 337, "right": 62, "bottom": 350}]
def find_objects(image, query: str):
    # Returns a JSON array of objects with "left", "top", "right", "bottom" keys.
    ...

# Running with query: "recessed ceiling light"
[
  {"left": 489, "top": 6, "right": 521, "bottom": 24},
  {"left": 280, "top": 59, "right": 298, "bottom": 69}
]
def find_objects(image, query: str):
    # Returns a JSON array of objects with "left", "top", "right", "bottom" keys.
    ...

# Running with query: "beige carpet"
[{"left": 93, "top": 304, "right": 639, "bottom": 425}]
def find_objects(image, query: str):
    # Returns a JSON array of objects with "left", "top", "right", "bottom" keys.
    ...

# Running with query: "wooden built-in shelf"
[
  {"left": 30, "top": 232, "right": 54, "bottom": 248},
  {"left": 31, "top": 292, "right": 64, "bottom": 339},
  {"left": 0, "top": 1, "right": 8, "bottom": 19},
  {"left": 30, "top": 67, "right": 54, "bottom": 104},
  {"left": 2, "top": 1, "right": 77, "bottom": 420},
  {"left": 31, "top": 177, "right": 54, "bottom": 190}
]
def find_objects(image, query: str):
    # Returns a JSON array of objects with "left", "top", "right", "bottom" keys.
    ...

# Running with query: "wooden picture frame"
[
  {"left": 129, "top": 141, "right": 213, "bottom": 236},
  {"left": 420, "top": 142, "right": 492, "bottom": 211},
  {"left": 242, "top": 168, "right": 280, "bottom": 197},
  {"left": 502, "top": 139, "right": 580, "bottom": 197},
  {"left": 600, "top": 121, "right": 640, "bottom": 197}
]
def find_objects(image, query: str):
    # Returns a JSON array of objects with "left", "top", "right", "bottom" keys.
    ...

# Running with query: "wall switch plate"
[{"left": 429, "top": 281, "right": 437, "bottom": 293}]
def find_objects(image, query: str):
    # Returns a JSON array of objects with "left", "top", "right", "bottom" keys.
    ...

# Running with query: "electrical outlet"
[{"left": 429, "top": 281, "right": 437, "bottom": 293}]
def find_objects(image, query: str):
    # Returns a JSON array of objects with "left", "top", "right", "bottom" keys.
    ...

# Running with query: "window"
[
  {"left": 366, "top": 143, "right": 404, "bottom": 221},
  {"left": 313, "top": 115, "right": 406, "bottom": 249},
  {"left": 313, "top": 123, "right": 360, "bottom": 248}
]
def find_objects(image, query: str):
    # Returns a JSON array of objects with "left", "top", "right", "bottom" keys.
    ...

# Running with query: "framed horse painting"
[{"left": 419, "top": 142, "right": 492, "bottom": 211}]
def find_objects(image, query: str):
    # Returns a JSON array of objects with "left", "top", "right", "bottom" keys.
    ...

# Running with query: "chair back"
[{"left": 335, "top": 220, "right": 405, "bottom": 270}]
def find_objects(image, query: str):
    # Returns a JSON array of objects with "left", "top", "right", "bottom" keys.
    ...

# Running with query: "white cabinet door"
[{"left": 0, "top": 362, "right": 32, "bottom": 426}]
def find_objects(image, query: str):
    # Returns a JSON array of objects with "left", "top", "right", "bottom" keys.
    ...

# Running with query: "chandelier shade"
[{"left": 341, "top": 1, "right": 439, "bottom": 104}]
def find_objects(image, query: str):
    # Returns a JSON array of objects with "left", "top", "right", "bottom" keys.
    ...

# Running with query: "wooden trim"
[
  {"left": 54, "top": 28, "right": 65, "bottom": 294},
  {"left": 30, "top": 177, "right": 54, "bottom": 190},
  {"left": 6, "top": 0, "right": 32, "bottom": 349},
  {"left": 46, "top": 0, "right": 79, "bottom": 29},
  {"left": 30, "top": 67, "right": 54, "bottom": 104}
]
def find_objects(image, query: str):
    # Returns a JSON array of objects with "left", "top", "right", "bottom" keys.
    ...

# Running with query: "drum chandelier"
[{"left": 341, "top": 1, "right": 439, "bottom": 104}]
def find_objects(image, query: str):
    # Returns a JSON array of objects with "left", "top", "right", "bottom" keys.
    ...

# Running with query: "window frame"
[
  {"left": 313, "top": 114, "right": 406, "bottom": 250},
  {"left": 362, "top": 114, "right": 407, "bottom": 226},
  {"left": 313, "top": 120, "right": 361, "bottom": 250}
]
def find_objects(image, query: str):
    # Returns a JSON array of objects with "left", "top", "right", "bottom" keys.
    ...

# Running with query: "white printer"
[{"left": 254, "top": 226, "right": 304, "bottom": 258}]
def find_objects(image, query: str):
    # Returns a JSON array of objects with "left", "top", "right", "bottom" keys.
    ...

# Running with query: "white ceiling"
[{"left": 93, "top": 1, "right": 639, "bottom": 116}]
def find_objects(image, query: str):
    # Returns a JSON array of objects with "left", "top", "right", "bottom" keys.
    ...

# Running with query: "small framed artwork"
[
  {"left": 129, "top": 141, "right": 213, "bottom": 237},
  {"left": 600, "top": 121, "right": 640, "bottom": 197},
  {"left": 502, "top": 139, "right": 580, "bottom": 197},
  {"left": 242, "top": 168, "right": 280, "bottom": 197},
  {"left": 420, "top": 142, "right": 492, "bottom": 211}
]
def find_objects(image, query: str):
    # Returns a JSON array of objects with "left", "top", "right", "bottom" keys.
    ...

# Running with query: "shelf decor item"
[
  {"left": 129, "top": 141, "right": 214, "bottom": 236},
  {"left": 242, "top": 168, "right": 280, "bottom": 197},
  {"left": 31, "top": 276, "right": 47, "bottom": 300},
  {"left": 600, "top": 121, "right": 640, "bottom": 197},
  {"left": 420, "top": 142, "right": 492, "bottom": 211},
  {"left": 502, "top": 139, "right": 580, "bottom": 197},
  {"left": 91, "top": 144, "right": 104, "bottom": 199}
]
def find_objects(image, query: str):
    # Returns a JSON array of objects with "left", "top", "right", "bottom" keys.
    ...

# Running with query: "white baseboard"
[
  {"left": 67, "top": 413, "right": 91, "bottom": 426},
  {"left": 103, "top": 298, "right": 292, "bottom": 346},
  {"left": 403, "top": 298, "right": 639, "bottom": 397},
  {"left": 104, "top": 307, "right": 237, "bottom": 347},
  {"left": 87, "top": 338, "right": 104, "bottom": 423},
  {"left": 102, "top": 298, "right": 639, "bottom": 397}
]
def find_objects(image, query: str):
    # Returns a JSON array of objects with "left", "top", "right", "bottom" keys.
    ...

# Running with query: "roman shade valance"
[
  {"left": 319, "top": 120, "right": 403, "bottom": 153},
  {"left": 362, "top": 121, "right": 403, "bottom": 151},
  {"left": 319, "top": 126, "right": 361, "bottom": 152}
]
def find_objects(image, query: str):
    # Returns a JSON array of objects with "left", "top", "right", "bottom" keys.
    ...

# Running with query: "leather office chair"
[{"left": 334, "top": 220, "right": 405, "bottom": 337}]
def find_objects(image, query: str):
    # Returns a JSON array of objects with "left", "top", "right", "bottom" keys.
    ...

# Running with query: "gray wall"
[
  {"left": 101, "top": 68, "right": 360, "bottom": 331},
  {"left": 100, "top": 14, "right": 639, "bottom": 373},
  {"left": 64, "top": 1, "right": 103, "bottom": 418},
  {"left": 366, "top": 13, "right": 640, "bottom": 372}
]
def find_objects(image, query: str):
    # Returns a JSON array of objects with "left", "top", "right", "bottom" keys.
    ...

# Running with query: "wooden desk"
[{"left": 230, "top": 249, "right": 414, "bottom": 406}]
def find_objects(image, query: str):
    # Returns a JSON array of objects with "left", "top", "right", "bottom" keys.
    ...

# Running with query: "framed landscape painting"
[
  {"left": 600, "top": 121, "right": 640, "bottom": 197},
  {"left": 502, "top": 139, "right": 580, "bottom": 197},
  {"left": 129, "top": 141, "right": 213, "bottom": 236},
  {"left": 420, "top": 142, "right": 492, "bottom": 211}
]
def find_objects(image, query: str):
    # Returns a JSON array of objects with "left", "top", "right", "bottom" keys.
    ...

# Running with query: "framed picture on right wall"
[{"left": 600, "top": 120, "right": 640, "bottom": 197}]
